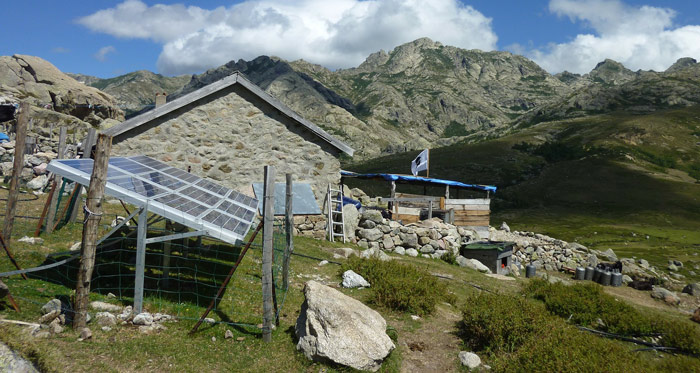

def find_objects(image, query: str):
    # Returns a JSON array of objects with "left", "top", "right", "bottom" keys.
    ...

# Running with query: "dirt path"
[{"left": 396, "top": 304, "right": 463, "bottom": 372}]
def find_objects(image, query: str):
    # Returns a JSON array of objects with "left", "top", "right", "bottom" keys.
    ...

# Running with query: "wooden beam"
[
  {"left": 69, "top": 128, "right": 96, "bottom": 223},
  {"left": 73, "top": 133, "right": 112, "bottom": 329},
  {"left": 45, "top": 127, "right": 66, "bottom": 234},
  {"left": 262, "top": 165, "right": 276, "bottom": 343},
  {"left": 3, "top": 102, "right": 29, "bottom": 243}
]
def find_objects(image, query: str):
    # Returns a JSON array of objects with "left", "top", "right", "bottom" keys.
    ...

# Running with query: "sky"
[{"left": 3, "top": 0, "right": 700, "bottom": 78}]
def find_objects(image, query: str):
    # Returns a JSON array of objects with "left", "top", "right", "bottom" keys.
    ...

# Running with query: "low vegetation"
[
  {"left": 342, "top": 256, "right": 454, "bottom": 316},
  {"left": 524, "top": 279, "right": 700, "bottom": 355},
  {"left": 460, "top": 290, "right": 700, "bottom": 372}
]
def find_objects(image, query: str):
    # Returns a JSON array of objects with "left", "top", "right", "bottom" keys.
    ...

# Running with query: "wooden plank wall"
[{"left": 445, "top": 199, "right": 490, "bottom": 227}]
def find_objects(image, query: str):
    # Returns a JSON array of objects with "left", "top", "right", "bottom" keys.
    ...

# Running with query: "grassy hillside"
[{"left": 343, "top": 106, "right": 700, "bottom": 277}]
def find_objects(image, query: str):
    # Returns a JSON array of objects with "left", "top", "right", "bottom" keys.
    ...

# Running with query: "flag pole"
[{"left": 426, "top": 149, "right": 430, "bottom": 178}]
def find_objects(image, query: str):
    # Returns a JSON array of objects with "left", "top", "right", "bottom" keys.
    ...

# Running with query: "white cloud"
[
  {"left": 94, "top": 46, "right": 116, "bottom": 62},
  {"left": 529, "top": 0, "right": 700, "bottom": 74},
  {"left": 77, "top": 0, "right": 497, "bottom": 75}
]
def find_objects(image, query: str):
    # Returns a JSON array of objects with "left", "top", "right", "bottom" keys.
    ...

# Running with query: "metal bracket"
[
  {"left": 96, "top": 207, "right": 142, "bottom": 246},
  {"left": 144, "top": 230, "right": 207, "bottom": 244}
]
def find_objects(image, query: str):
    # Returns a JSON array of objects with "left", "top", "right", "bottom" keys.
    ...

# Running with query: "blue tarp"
[
  {"left": 0, "top": 133, "right": 9, "bottom": 143},
  {"left": 341, "top": 170, "right": 497, "bottom": 193}
]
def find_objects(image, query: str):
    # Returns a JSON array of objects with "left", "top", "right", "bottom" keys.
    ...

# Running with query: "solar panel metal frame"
[{"left": 47, "top": 156, "right": 258, "bottom": 245}]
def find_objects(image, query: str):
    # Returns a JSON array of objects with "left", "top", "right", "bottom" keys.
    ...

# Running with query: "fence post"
[
  {"left": 3, "top": 102, "right": 29, "bottom": 243},
  {"left": 134, "top": 204, "right": 148, "bottom": 314},
  {"left": 283, "top": 173, "right": 293, "bottom": 290},
  {"left": 73, "top": 133, "right": 112, "bottom": 328},
  {"left": 262, "top": 165, "right": 276, "bottom": 342},
  {"left": 69, "top": 128, "right": 96, "bottom": 223},
  {"left": 45, "top": 127, "right": 67, "bottom": 234}
]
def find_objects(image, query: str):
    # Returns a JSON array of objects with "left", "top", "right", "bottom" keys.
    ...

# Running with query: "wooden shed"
[{"left": 340, "top": 171, "right": 496, "bottom": 238}]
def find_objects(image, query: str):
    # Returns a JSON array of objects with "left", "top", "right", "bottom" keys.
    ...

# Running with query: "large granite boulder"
[{"left": 296, "top": 281, "right": 395, "bottom": 371}]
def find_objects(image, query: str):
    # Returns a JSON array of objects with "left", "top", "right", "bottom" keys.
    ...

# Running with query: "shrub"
[
  {"left": 342, "top": 257, "right": 453, "bottom": 315},
  {"left": 524, "top": 279, "right": 700, "bottom": 354},
  {"left": 460, "top": 293, "right": 551, "bottom": 353},
  {"left": 441, "top": 250, "right": 457, "bottom": 265}
]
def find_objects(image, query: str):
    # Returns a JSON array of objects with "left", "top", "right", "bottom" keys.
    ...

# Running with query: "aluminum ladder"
[{"left": 327, "top": 183, "right": 346, "bottom": 243}]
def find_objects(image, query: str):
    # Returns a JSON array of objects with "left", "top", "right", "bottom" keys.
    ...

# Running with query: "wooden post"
[
  {"left": 133, "top": 205, "right": 147, "bottom": 314},
  {"left": 428, "top": 200, "right": 433, "bottom": 220},
  {"left": 445, "top": 185, "right": 449, "bottom": 199},
  {"left": 3, "top": 102, "right": 29, "bottom": 243},
  {"left": 69, "top": 128, "right": 96, "bottom": 223},
  {"left": 261, "top": 165, "right": 276, "bottom": 342},
  {"left": 390, "top": 181, "right": 396, "bottom": 220},
  {"left": 282, "top": 173, "right": 293, "bottom": 290},
  {"left": 73, "top": 134, "right": 112, "bottom": 329},
  {"left": 45, "top": 127, "right": 66, "bottom": 234}
]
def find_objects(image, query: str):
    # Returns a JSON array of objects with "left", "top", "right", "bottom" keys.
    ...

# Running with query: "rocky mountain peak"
[
  {"left": 587, "top": 59, "right": 636, "bottom": 85},
  {"left": 666, "top": 57, "right": 697, "bottom": 73}
]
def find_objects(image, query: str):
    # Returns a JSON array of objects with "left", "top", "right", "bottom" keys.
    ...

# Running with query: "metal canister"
[
  {"left": 584, "top": 266, "right": 594, "bottom": 281},
  {"left": 611, "top": 272, "right": 623, "bottom": 287},
  {"left": 526, "top": 264, "right": 536, "bottom": 278},
  {"left": 600, "top": 271, "right": 612, "bottom": 286},
  {"left": 593, "top": 267, "right": 603, "bottom": 283},
  {"left": 575, "top": 267, "right": 585, "bottom": 281}
]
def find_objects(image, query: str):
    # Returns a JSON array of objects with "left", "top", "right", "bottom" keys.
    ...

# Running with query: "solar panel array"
[{"left": 47, "top": 155, "right": 258, "bottom": 244}]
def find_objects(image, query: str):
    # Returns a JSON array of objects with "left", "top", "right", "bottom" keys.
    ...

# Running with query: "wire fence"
[{"left": 3, "top": 220, "right": 290, "bottom": 331}]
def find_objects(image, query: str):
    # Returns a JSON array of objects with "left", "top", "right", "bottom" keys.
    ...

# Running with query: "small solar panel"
[{"left": 47, "top": 156, "right": 259, "bottom": 244}]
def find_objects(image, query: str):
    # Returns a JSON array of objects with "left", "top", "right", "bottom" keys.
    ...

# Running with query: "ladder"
[{"left": 327, "top": 183, "right": 346, "bottom": 243}]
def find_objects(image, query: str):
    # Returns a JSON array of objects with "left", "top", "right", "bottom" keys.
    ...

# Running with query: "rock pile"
[
  {"left": 0, "top": 142, "right": 64, "bottom": 190},
  {"left": 31, "top": 298, "right": 176, "bottom": 337},
  {"left": 351, "top": 209, "right": 476, "bottom": 259}
]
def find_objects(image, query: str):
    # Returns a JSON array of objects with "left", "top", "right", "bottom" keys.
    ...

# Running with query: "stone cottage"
[{"left": 102, "top": 72, "right": 354, "bottom": 203}]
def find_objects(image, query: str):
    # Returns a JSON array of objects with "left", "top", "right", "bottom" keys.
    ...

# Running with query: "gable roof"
[{"left": 102, "top": 72, "right": 354, "bottom": 156}]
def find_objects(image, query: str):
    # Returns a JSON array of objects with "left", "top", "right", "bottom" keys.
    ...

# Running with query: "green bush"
[
  {"left": 460, "top": 293, "right": 551, "bottom": 353},
  {"left": 441, "top": 250, "right": 457, "bottom": 265},
  {"left": 524, "top": 279, "right": 700, "bottom": 354},
  {"left": 342, "top": 257, "right": 453, "bottom": 315}
]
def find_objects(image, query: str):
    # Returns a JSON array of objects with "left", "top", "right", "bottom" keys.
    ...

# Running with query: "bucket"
[
  {"left": 584, "top": 266, "right": 594, "bottom": 281},
  {"left": 525, "top": 264, "right": 536, "bottom": 278},
  {"left": 593, "top": 268, "right": 603, "bottom": 283},
  {"left": 611, "top": 272, "right": 623, "bottom": 287},
  {"left": 575, "top": 267, "right": 585, "bottom": 280},
  {"left": 600, "top": 271, "right": 612, "bottom": 286}
]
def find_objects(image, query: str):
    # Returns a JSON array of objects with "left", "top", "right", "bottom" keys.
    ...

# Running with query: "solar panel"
[
  {"left": 47, "top": 156, "right": 259, "bottom": 244},
  {"left": 252, "top": 182, "right": 321, "bottom": 215}
]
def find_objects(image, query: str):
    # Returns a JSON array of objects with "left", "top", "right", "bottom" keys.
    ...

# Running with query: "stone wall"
[{"left": 111, "top": 84, "right": 343, "bottom": 204}]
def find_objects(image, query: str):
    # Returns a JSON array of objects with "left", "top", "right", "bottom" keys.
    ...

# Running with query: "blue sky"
[{"left": 3, "top": 1, "right": 700, "bottom": 78}]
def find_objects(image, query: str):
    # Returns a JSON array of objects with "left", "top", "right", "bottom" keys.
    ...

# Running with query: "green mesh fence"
[{"left": 4, "top": 219, "right": 290, "bottom": 331}]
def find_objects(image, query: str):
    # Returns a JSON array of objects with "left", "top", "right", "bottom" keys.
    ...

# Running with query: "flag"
[{"left": 411, "top": 149, "right": 429, "bottom": 176}]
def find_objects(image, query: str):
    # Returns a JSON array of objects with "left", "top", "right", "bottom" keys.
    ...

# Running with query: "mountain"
[
  {"left": 69, "top": 70, "right": 190, "bottom": 117},
  {"left": 0, "top": 54, "right": 123, "bottom": 131},
  {"left": 69, "top": 38, "right": 700, "bottom": 160}
]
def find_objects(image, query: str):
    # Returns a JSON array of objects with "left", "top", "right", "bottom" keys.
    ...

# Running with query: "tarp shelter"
[{"left": 340, "top": 171, "right": 497, "bottom": 194}]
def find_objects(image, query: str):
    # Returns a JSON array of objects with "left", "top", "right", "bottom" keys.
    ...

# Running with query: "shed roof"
[
  {"left": 102, "top": 72, "right": 354, "bottom": 156},
  {"left": 340, "top": 170, "right": 497, "bottom": 193}
]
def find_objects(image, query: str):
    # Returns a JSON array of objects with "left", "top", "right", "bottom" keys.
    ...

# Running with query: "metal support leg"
[{"left": 134, "top": 205, "right": 148, "bottom": 314}]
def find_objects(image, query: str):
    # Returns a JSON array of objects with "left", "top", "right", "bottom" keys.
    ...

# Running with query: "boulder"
[
  {"left": 651, "top": 286, "right": 680, "bottom": 305},
  {"left": 508, "top": 263, "right": 521, "bottom": 277},
  {"left": 399, "top": 232, "right": 419, "bottom": 248},
  {"left": 361, "top": 210, "right": 384, "bottom": 224},
  {"left": 381, "top": 236, "right": 395, "bottom": 250},
  {"left": 40, "top": 299, "right": 63, "bottom": 315},
  {"left": 459, "top": 351, "right": 481, "bottom": 370},
  {"left": 95, "top": 312, "right": 117, "bottom": 327},
  {"left": 682, "top": 283, "right": 700, "bottom": 296},
  {"left": 133, "top": 312, "right": 154, "bottom": 326},
  {"left": 26, "top": 175, "right": 48, "bottom": 190},
  {"left": 343, "top": 204, "right": 360, "bottom": 240},
  {"left": 360, "top": 220, "right": 377, "bottom": 229},
  {"left": 342, "top": 270, "right": 370, "bottom": 288},
  {"left": 296, "top": 281, "right": 395, "bottom": 371},
  {"left": 600, "top": 249, "right": 618, "bottom": 262},
  {"left": 358, "top": 228, "right": 383, "bottom": 242},
  {"left": 393, "top": 247, "right": 405, "bottom": 255},
  {"left": 500, "top": 221, "right": 510, "bottom": 233},
  {"left": 692, "top": 308, "right": 700, "bottom": 324},
  {"left": 90, "top": 301, "right": 122, "bottom": 313},
  {"left": 469, "top": 259, "right": 491, "bottom": 273},
  {"left": 18, "top": 236, "right": 43, "bottom": 245},
  {"left": 360, "top": 248, "right": 391, "bottom": 261},
  {"left": 405, "top": 248, "right": 418, "bottom": 257}
]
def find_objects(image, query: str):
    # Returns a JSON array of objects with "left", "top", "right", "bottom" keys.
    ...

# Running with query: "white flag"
[{"left": 411, "top": 149, "right": 429, "bottom": 176}]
